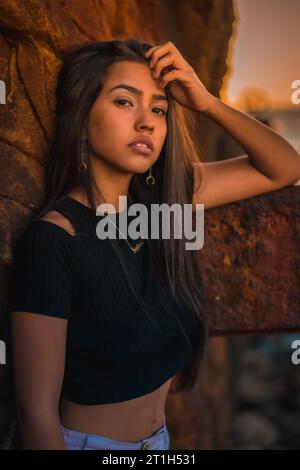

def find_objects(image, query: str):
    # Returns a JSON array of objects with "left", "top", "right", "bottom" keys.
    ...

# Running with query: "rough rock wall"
[{"left": 0, "top": 0, "right": 237, "bottom": 450}]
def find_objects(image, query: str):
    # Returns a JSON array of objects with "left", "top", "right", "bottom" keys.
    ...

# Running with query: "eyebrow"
[{"left": 108, "top": 84, "right": 168, "bottom": 103}]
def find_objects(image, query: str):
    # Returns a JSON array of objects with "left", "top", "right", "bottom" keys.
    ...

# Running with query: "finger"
[
  {"left": 145, "top": 41, "right": 175, "bottom": 57},
  {"left": 159, "top": 69, "right": 183, "bottom": 88},
  {"left": 145, "top": 45, "right": 161, "bottom": 60},
  {"left": 152, "top": 52, "right": 177, "bottom": 79},
  {"left": 145, "top": 46, "right": 157, "bottom": 57},
  {"left": 147, "top": 42, "right": 174, "bottom": 67}
]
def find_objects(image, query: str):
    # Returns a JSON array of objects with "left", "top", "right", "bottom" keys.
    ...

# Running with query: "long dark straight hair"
[{"left": 34, "top": 38, "right": 208, "bottom": 394}]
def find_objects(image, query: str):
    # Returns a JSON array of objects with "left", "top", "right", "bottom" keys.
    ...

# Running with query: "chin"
[{"left": 124, "top": 160, "right": 153, "bottom": 174}]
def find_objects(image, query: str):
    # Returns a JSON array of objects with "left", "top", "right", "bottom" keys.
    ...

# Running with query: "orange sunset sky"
[{"left": 222, "top": 0, "right": 300, "bottom": 110}]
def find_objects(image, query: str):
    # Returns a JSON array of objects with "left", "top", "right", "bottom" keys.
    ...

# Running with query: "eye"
[{"left": 114, "top": 99, "right": 167, "bottom": 116}]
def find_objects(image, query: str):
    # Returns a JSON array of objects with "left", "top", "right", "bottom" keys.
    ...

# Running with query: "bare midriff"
[{"left": 59, "top": 376, "right": 174, "bottom": 443}]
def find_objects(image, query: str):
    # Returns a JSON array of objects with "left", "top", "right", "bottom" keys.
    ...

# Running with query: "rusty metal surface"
[{"left": 199, "top": 185, "right": 300, "bottom": 336}]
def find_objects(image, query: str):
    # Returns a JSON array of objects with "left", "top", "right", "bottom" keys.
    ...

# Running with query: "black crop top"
[{"left": 8, "top": 197, "right": 201, "bottom": 405}]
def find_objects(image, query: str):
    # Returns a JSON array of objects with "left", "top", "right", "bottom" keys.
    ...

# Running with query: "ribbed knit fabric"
[{"left": 9, "top": 197, "right": 201, "bottom": 405}]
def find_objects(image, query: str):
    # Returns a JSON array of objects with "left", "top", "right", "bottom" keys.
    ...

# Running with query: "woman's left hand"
[{"left": 145, "top": 41, "right": 214, "bottom": 113}]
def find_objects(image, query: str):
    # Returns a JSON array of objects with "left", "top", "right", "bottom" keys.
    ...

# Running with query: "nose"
[
  {"left": 135, "top": 104, "right": 157, "bottom": 130},
  {"left": 135, "top": 109, "right": 156, "bottom": 132},
  {"left": 138, "top": 122, "right": 154, "bottom": 132}
]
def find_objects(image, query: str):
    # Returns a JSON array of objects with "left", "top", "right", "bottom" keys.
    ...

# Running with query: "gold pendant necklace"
[
  {"left": 129, "top": 239, "right": 145, "bottom": 253},
  {"left": 106, "top": 194, "right": 145, "bottom": 254}
]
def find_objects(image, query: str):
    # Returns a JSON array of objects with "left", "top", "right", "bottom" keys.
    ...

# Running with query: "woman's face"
[{"left": 86, "top": 60, "right": 169, "bottom": 175}]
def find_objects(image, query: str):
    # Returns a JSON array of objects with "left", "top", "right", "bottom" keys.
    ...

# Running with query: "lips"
[
  {"left": 128, "top": 137, "right": 154, "bottom": 151},
  {"left": 129, "top": 144, "right": 152, "bottom": 155}
]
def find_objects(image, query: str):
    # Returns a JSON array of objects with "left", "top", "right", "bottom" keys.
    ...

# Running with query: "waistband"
[{"left": 61, "top": 415, "right": 167, "bottom": 450}]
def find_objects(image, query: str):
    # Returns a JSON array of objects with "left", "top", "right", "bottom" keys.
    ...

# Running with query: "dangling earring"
[
  {"left": 146, "top": 166, "right": 155, "bottom": 186},
  {"left": 79, "top": 139, "right": 88, "bottom": 173}
]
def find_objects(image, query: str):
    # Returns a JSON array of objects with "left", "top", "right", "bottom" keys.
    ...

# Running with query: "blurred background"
[
  {"left": 200, "top": 0, "right": 300, "bottom": 450},
  {"left": 200, "top": 0, "right": 300, "bottom": 160}
]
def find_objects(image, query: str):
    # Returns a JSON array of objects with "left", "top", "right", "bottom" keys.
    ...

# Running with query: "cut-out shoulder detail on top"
[
  {"left": 9, "top": 196, "right": 203, "bottom": 405},
  {"left": 39, "top": 210, "right": 77, "bottom": 237}
]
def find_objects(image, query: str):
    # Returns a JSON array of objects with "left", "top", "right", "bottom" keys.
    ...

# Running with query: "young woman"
[{"left": 8, "top": 38, "right": 300, "bottom": 450}]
